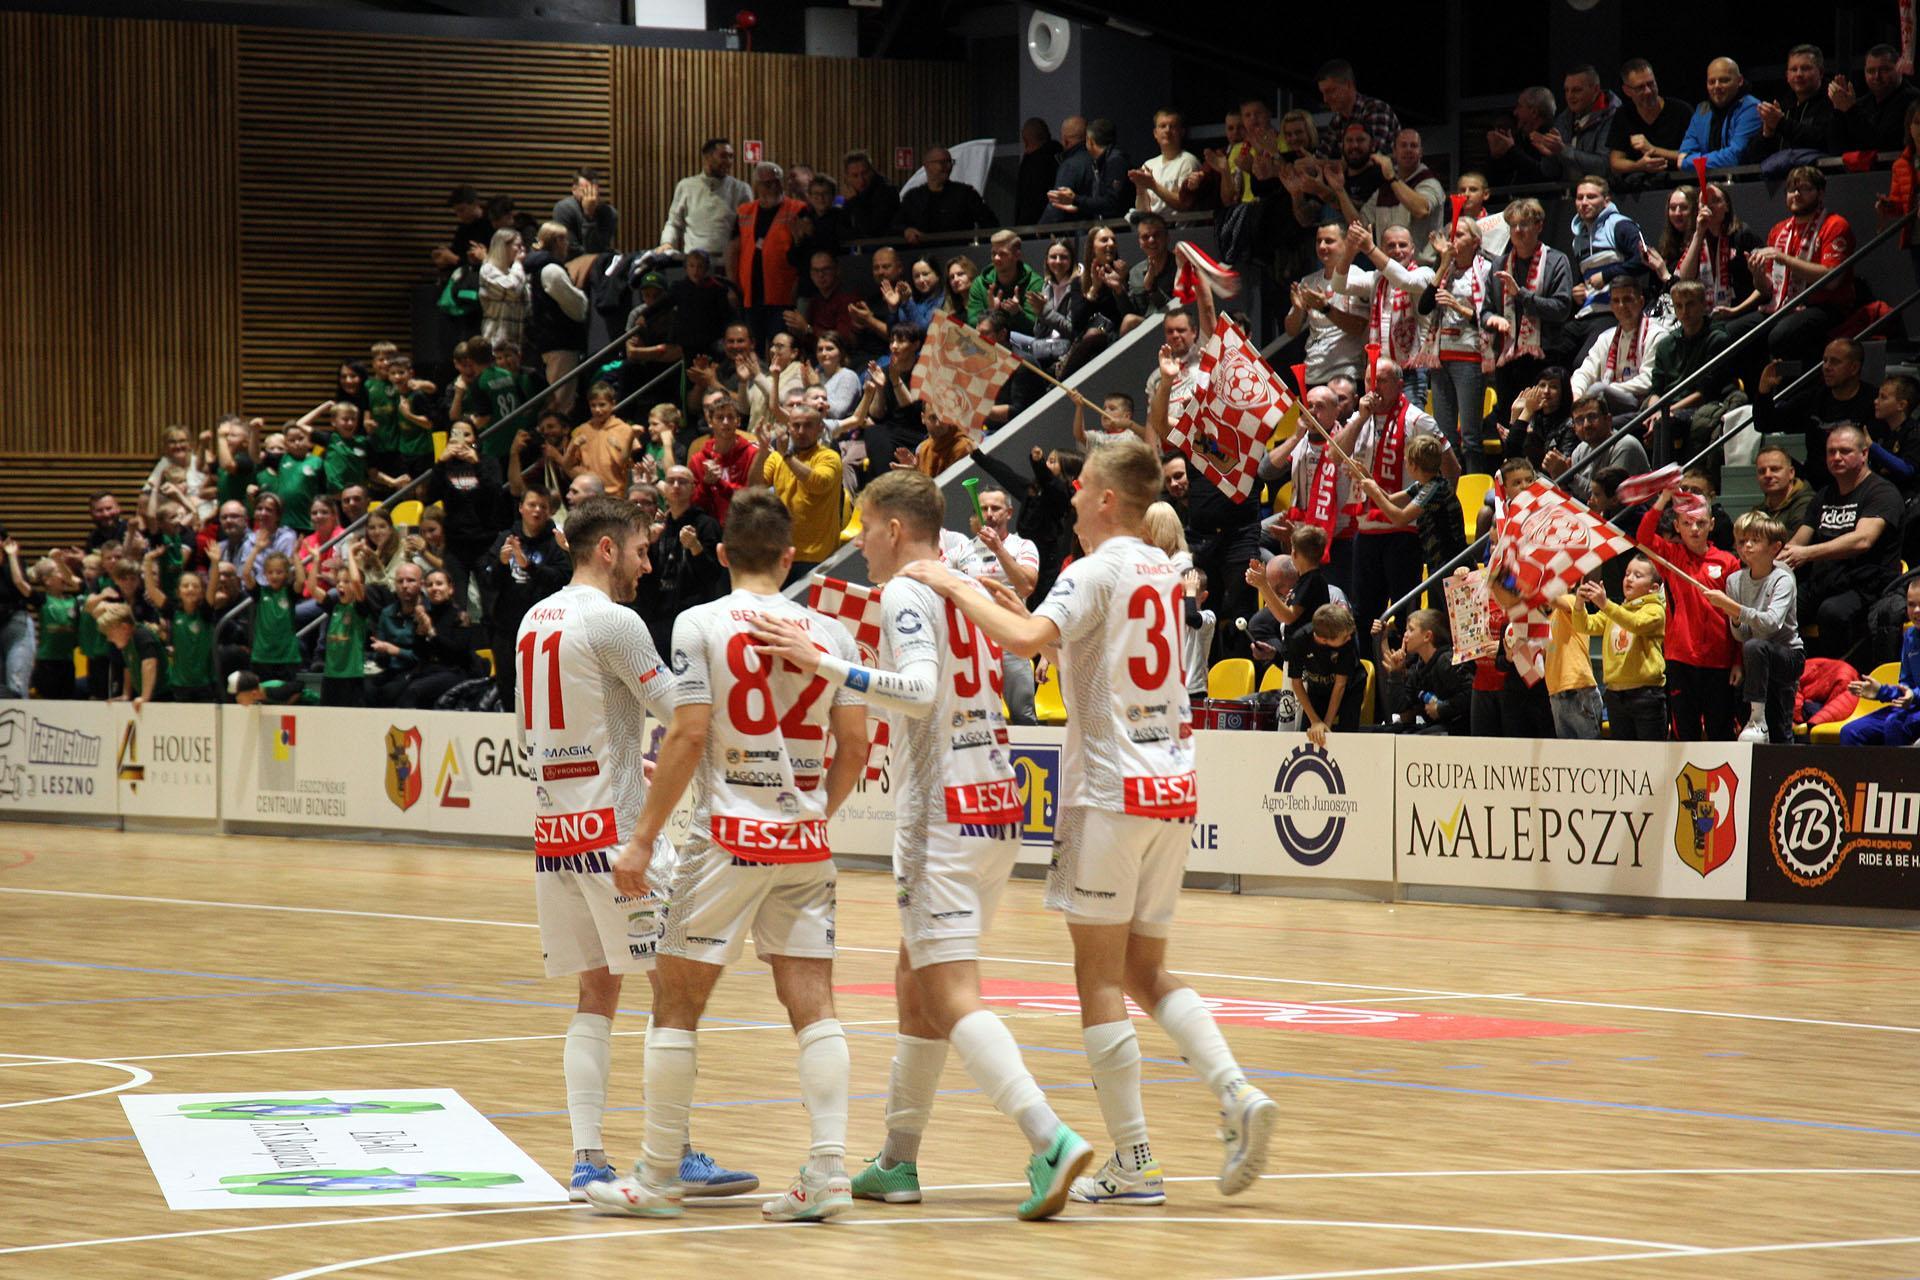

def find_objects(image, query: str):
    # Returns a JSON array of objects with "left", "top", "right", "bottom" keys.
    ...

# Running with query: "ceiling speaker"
[{"left": 1027, "top": 10, "right": 1071, "bottom": 73}]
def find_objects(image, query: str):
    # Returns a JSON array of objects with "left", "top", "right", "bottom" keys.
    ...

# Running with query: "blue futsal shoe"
[
  {"left": 569, "top": 1161, "right": 618, "bottom": 1202},
  {"left": 680, "top": 1149, "right": 760, "bottom": 1196}
]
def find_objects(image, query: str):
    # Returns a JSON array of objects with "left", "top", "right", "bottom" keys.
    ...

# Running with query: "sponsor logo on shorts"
[
  {"left": 542, "top": 761, "right": 600, "bottom": 781},
  {"left": 946, "top": 777, "right": 1023, "bottom": 825},
  {"left": 710, "top": 815, "right": 831, "bottom": 862},
  {"left": 725, "top": 769, "right": 784, "bottom": 787},
  {"left": 686, "top": 935, "right": 729, "bottom": 946},
  {"left": 1123, "top": 772, "right": 1197, "bottom": 820},
  {"left": 929, "top": 909, "right": 974, "bottom": 920},
  {"left": 1127, "top": 726, "right": 1172, "bottom": 744},
  {"left": 534, "top": 807, "right": 618, "bottom": 856},
  {"left": 1072, "top": 886, "right": 1118, "bottom": 899}
]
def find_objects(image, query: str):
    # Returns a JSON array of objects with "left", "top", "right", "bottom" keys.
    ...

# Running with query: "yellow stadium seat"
[
  {"left": 1259, "top": 663, "right": 1286, "bottom": 692},
  {"left": 387, "top": 499, "right": 423, "bottom": 527},
  {"left": 1275, "top": 480, "right": 1293, "bottom": 510},
  {"left": 73, "top": 650, "right": 87, "bottom": 680},
  {"left": 1207, "top": 658, "right": 1254, "bottom": 699},
  {"left": 1810, "top": 660, "right": 1901, "bottom": 743},
  {"left": 433, "top": 431, "right": 449, "bottom": 460},
  {"left": 840, "top": 501, "right": 862, "bottom": 545},
  {"left": 477, "top": 648, "right": 495, "bottom": 677},
  {"left": 1483, "top": 386, "right": 1498, "bottom": 417},
  {"left": 1035, "top": 663, "right": 1068, "bottom": 725},
  {"left": 1455, "top": 473, "right": 1493, "bottom": 539},
  {"left": 1359, "top": 658, "right": 1376, "bottom": 725}
]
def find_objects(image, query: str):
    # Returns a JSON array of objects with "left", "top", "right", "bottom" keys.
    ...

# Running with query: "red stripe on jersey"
[
  {"left": 946, "top": 777, "right": 1024, "bottom": 826},
  {"left": 1123, "top": 772, "right": 1198, "bottom": 820},
  {"left": 710, "top": 815, "right": 833, "bottom": 863},
  {"left": 534, "top": 807, "right": 619, "bottom": 856}
]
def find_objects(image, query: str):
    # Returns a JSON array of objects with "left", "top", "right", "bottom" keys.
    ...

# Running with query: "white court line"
[
  {"left": 10, "top": 885, "right": 1920, "bottom": 1036},
  {"left": 0, "top": 1019, "right": 908, "bottom": 1069},
  {"left": 260, "top": 1216, "right": 1701, "bottom": 1280},
  {"left": 1234, "top": 1232, "right": 1920, "bottom": 1279},
  {"left": 0, "top": 1053, "right": 153, "bottom": 1109},
  {"left": 5, "top": 1169, "right": 1911, "bottom": 1259}
]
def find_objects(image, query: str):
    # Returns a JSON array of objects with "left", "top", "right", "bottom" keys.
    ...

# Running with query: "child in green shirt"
[
  {"left": 246, "top": 550, "right": 305, "bottom": 683},
  {"left": 28, "top": 555, "right": 79, "bottom": 700},
  {"left": 321, "top": 545, "right": 373, "bottom": 707},
  {"left": 94, "top": 602, "right": 169, "bottom": 711}
]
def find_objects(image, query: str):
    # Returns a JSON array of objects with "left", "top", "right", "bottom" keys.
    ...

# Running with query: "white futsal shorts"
[
  {"left": 894, "top": 822, "right": 1021, "bottom": 969},
  {"left": 1044, "top": 806, "right": 1189, "bottom": 936},
  {"left": 658, "top": 835, "right": 837, "bottom": 967},
  {"left": 536, "top": 850, "right": 664, "bottom": 978}
]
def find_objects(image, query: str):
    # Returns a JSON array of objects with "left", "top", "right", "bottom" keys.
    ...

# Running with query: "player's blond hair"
[
  {"left": 859, "top": 470, "right": 944, "bottom": 543},
  {"left": 1082, "top": 436, "right": 1162, "bottom": 515},
  {"left": 94, "top": 603, "right": 133, "bottom": 630}
]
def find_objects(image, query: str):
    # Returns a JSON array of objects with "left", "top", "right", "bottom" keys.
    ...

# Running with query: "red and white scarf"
[
  {"left": 1699, "top": 231, "right": 1736, "bottom": 310},
  {"left": 1368, "top": 266, "right": 1420, "bottom": 366},
  {"left": 1292, "top": 440, "right": 1346, "bottom": 536},
  {"left": 1495, "top": 244, "right": 1549, "bottom": 367},
  {"left": 1602, "top": 313, "right": 1654, "bottom": 379},
  {"left": 1409, "top": 256, "right": 1494, "bottom": 372},
  {"left": 1768, "top": 213, "right": 1831, "bottom": 310},
  {"left": 1357, "top": 398, "right": 1417, "bottom": 534}
]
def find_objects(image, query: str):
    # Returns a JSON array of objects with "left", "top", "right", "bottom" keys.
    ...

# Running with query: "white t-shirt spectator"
[
  {"left": 1300, "top": 268, "right": 1366, "bottom": 386},
  {"left": 952, "top": 530, "right": 1040, "bottom": 590},
  {"left": 1142, "top": 151, "right": 1201, "bottom": 215}
]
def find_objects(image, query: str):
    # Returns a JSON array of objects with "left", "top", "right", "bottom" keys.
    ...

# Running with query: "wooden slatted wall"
[
  {"left": 611, "top": 47, "right": 969, "bottom": 249},
  {"left": 233, "top": 27, "right": 614, "bottom": 421},
  {"left": 0, "top": 12, "right": 239, "bottom": 545},
  {"left": 0, "top": 12, "right": 970, "bottom": 544}
]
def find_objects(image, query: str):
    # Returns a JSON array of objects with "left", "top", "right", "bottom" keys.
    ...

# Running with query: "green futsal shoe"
[{"left": 850, "top": 1154, "right": 922, "bottom": 1203}]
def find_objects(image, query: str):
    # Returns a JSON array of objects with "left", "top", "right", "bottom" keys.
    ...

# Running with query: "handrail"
[
  {"left": 1677, "top": 284, "right": 1920, "bottom": 473},
  {"left": 214, "top": 321, "right": 646, "bottom": 685},
  {"left": 841, "top": 208, "right": 1213, "bottom": 253},
  {"left": 1490, "top": 149, "right": 1902, "bottom": 202},
  {"left": 1380, "top": 209, "right": 1912, "bottom": 622}
]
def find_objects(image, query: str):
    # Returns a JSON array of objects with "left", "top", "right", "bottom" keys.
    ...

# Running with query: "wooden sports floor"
[{"left": 3, "top": 824, "right": 1919, "bottom": 1279}]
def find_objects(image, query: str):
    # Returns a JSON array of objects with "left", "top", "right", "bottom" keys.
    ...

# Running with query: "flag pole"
[{"left": 1625, "top": 539, "right": 1715, "bottom": 594}]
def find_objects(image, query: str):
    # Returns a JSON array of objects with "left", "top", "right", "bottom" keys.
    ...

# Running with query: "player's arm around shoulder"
[{"left": 898, "top": 557, "right": 1059, "bottom": 659}]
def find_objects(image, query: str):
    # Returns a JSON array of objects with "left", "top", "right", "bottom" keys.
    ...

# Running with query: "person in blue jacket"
[
  {"left": 1840, "top": 576, "right": 1920, "bottom": 744},
  {"left": 1676, "top": 58, "right": 1765, "bottom": 171}
]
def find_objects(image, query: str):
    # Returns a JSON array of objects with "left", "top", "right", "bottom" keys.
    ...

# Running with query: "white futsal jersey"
[
  {"left": 516, "top": 583, "right": 676, "bottom": 861},
  {"left": 875, "top": 576, "right": 1024, "bottom": 846},
  {"left": 1033, "top": 535, "right": 1197, "bottom": 819},
  {"left": 670, "top": 590, "right": 862, "bottom": 862}
]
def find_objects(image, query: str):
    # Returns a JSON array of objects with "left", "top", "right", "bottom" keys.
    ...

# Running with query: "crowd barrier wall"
[{"left": 1, "top": 702, "right": 1910, "bottom": 924}]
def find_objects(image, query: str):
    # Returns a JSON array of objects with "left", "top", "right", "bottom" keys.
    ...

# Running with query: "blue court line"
[
  {"left": 0, "top": 992, "right": 301, "bottom": 1010},
  {"left": 0, "top": 957, "right": 780, "bottom": 1029}
]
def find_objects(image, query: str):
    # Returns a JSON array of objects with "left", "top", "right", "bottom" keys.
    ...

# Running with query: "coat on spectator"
[
  {"left": 894, "top": 182, "right": 995, "bottom": 238},
  {"left": 840, "top": 177, "right": 900, "bottom": 240},
  {"left": 1679, "top": 94, "right": 1765, "bottom": 169},
  {"left": 553, "top": 194, "right": 618, "bottom": 255},
  {"left": 1570, "top": 200, "right": 1646, "bottom": 318},
  {"left": 732, "top": 196, "right": 808, "bottom": 309},
  {"left": 1831, "top": 80, "right": 1920, "bottom": 153},
  {"left": 1548, "top": 93, "right": 1618, "bottom": 183}
]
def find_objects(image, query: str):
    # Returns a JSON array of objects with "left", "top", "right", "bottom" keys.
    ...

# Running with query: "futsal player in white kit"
[
  {"left": 905, "top": 437, "right": 1278, "bottom": 1204},
  {"left": 593, "top": 489, "right": 869, "bottom": 1221},
  {"left": 514, "top": 497, "right": 757, "bottom": 1201},
  {"left": 750, "top": 471, "right": 1094, "bottom": 1221}
]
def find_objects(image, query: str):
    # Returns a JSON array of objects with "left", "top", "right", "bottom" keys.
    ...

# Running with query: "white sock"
[
  {"left": 641, "top": 1025, "right": 697, "bottom": 1182},
  {"left": 879, "top": 1033, "right": 948, "bottom": 1166},
  {"left": 950, "top": 1010, "right": 1059, "bottom": 1153},
  {"left": 1154, "top": 987, "right": 1247, "bottom": 1100},
  {"left": 563, "top": 1013, "right": 613, "bottom": 1154},
  {"left": 1083, "top": 1019, "right": 1151, "bottom": 1168},
  {"left": 1749, "top": 700, "right": 1768, "bottom": 730},
  {"left": 796, "top": 1019, "right": 850, "bottom": 1172}
]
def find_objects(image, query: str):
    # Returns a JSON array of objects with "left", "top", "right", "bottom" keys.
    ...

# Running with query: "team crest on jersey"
[
  {"left": 895, "top": 608, "right": 924, "bottom": 634},
  {"left": 384, "top": 726, "right": 422, "bottom": 811},
  {"left": 776, "top": 791, "right": 801, "bottom": 816},
  {"left": 670, "top": 648, "right": 690, "bottom": 674}
]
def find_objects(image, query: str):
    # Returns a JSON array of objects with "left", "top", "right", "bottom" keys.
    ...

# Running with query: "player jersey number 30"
[{"left": 1118, "top": 576, "right": 1197, "bottom": 820}]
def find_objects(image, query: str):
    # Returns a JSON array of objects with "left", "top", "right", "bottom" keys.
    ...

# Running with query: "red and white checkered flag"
[
  {"left": 1493, "top": 481, "right": 1635, "bottom": 684},
  {"left": 807, "top": 575, "right": 890, "bottom": 780},
  {"left": 909, "top": 312, "right": 1023, "bottom": 443},
  {"left": 1166, "top": 317, "right": 1284, "bottom": 503}
]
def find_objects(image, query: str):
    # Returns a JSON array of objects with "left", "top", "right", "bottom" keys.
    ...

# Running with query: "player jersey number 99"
[
  {"left": 518, "top": 630, "right": 564, "bottom": 730},
  {"left": 1126, "top": 583, "right": 1184, "bottom": 691},
  {"left": 947, "top": 601, "right": 1003, "bottom": 698}
]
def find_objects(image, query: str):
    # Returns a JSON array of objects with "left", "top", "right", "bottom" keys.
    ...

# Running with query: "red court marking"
[
  {"left": 837, "top": 980, "right": 1631, "bottom": 1041},
  {"left": 0, "top": 850, "right": 36, "bottom": 873}
]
